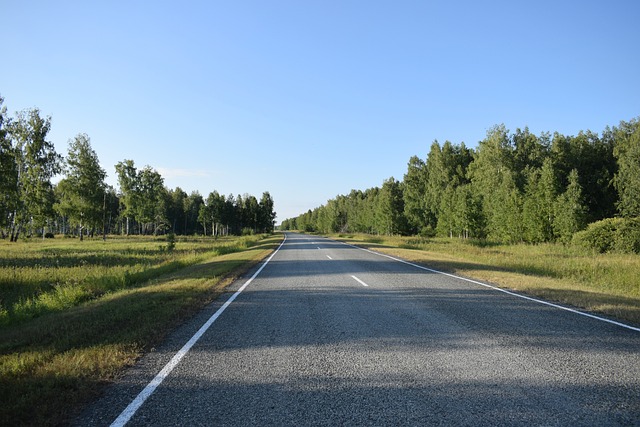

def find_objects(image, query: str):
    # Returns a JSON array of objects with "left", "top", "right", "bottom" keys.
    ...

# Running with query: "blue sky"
[{"left": 3, "top": 1, "right": 639, "bottom": 223}]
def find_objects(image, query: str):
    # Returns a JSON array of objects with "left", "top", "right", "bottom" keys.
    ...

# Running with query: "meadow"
[
  {"left": 0, "top": 233, "right": 282, "bottom": 426},
  {"left": 334, "top": 233, "right": 640, "bottom": 326}
]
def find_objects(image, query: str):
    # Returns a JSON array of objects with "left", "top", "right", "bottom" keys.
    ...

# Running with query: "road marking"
[
  {"left": 341, "top": 240, "right": 640, "bottom": 333},
  {"left": 317, "top": 246, "right": 322, "bottom": 250},
  {"left": 351, "top": 275, "right": 369, "bottom": 287},
  {"left": 326, "top": 255, "right": 333, "bottom": 260},
  {"left": 110, "top": 235, "right": 287, "bottom": 427}
]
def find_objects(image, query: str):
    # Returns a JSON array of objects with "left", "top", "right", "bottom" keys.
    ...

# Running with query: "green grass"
[
  {"left": 330, "top": 233, "right": 640, "bottom": 326},
  {"left": 0, "top": 233, "right": 283, "bottom": 426}
]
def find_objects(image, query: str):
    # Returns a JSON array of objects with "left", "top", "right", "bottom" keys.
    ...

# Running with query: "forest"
[
  {"left": 0, "top": 95, "right": 276, "bottom": 240},
  {"left": 281, "top": 118, "right": 640, "bottom": 253}
]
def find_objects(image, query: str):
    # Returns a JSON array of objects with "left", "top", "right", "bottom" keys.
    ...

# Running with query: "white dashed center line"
[{"left": 351, "top": 275, "right": 369, "bottom": 287}]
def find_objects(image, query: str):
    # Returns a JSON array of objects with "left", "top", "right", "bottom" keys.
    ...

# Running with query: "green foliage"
[
  {"left": 423, "top": 140, "right": 473, "bottom": 232},
  {"left": 557, "top": 130, "right": 617, "bottom": 222},
  {"left": 0, "top": 95, "right": 275, "bottom": 240},
  {"left": 572, "top": 217, "right": 640, "bottom": 254},
  {"left": 184, "top": 191, "right": 205, "bottom": 235},
  {"left": 375, "top": 177, "right": 408, "bottom": 235},
  {"left": 284, "top": 117, "right": 640, "bottom": 244},
  {"left": 167, "top": 187, "right": 188, "bottom": 234},
  {"left": 197, "top": 190, "right": 275, "bottom": 237},
  {"left": 165, "top": 232, "right": 176, "bottom": 252},
  {"left": 612, "top": 218, "right": 640, "bottom": 254},
  {"left": 0, "top": 96, "right": 18, "bottom": 229},
  {"left": 55, "top": 134, "right": 107, "bottom": 238},
  {"left": 403, "top": 155, "right": 428, "bottom": 232},
  {"left": 5, "top": 107, "right": 61, "bottom": 240},
  {"left": 115, "top": 160, "right": 171, "bottom": 235},
  {"left": 114, "top": 159, "right": 139, "bottom": 232},
  {"left": 553, "top": 169, "right": 587, "bottom": 243},
  {"left": 137, "top": 166, "right": 167, "bottom": 234},
  {"left": 613, "top": 118, "right": 640, "bottom": 217},
  {"left": 437, "top": 183, "right": 484, "bottom": 239},
  {"left": 259, "top": 191, "right": 277, "bottom": 232},
  {"left": 522, "top": 158, "right": 557, "bottom": 243}
]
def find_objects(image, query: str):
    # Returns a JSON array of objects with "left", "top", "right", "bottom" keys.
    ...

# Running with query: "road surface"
[{"left": 77, "top": 232, "right": 640, "bottom": 426}]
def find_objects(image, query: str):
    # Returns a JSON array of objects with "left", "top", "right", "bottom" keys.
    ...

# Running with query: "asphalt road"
[{"left": 77, "top": 232, "right": 640, "bottom": 426}]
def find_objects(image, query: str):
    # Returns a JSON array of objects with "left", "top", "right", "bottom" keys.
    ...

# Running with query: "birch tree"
[
  {"left": 7, "top": 108, "right": 61, "bottom": 241},
  {"left": 55, "top": 134, "right": 107, "bottom": 240}
]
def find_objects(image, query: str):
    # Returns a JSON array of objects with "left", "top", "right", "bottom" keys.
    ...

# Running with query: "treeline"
[
  {"left": 282, "top": 118, "right": 640, "bottom": 248},
  {"left": 0, "top": 95, "right": 276, "bottom": 240}
]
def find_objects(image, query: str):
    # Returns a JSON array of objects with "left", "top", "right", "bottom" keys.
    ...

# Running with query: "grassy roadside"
[
  {"left": 329, "top": 233, "right": 640, "bottom": 327},
  {"left": 0, "top": 233, "right": 283, "bottom": 426}
]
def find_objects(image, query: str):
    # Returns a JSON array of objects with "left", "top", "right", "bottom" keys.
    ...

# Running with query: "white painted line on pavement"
[
  {"left": 341, "top": 240, "right": 640, "bottom": 333},
  {"left": 326, "top": 255, "right": 333, "bottom": 260},
  {"left": 351, "top": 275, "right": 369, "bottom": 287},
  {"left": 110, "top": 234, "right": 288, "bottom": 427}
]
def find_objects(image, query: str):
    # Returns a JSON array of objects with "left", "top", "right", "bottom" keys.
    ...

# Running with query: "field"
[
  {"left": 332, "top": 233, "right": 640, "bottom": 327},
  {"left": 0, "top": 233, "right": 283, "bottom": 426}
]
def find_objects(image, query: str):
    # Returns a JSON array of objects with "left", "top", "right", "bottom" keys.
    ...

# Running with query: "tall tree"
[
  {"left": 512, "top": 127, "right": 550, "bottom": 191},
  {"left": 259, "top": 191, "right": 276, "bottom": 233},
  {"left": 167, "top": 187, "right": 187, "bottom": 234},
  {"left": 436, "top": 184, "right": 457, "bottom": 238},
  {"left": 103, "top": 185, "right": 120, "bottom": 236},
  {"left": 485, "top": 171, "right": 523, "bottom": 243},
  {"left": 115, "top": 160, "right": 140, "bottom": 235},
  {"left": 403, "top": 155, "right": 428, "bottom": 234},
  {"left": 243, "top": 194, "right": 260, "bottom": 233},
  {"left": 454, "top": 183, "right": 484, "bottom": 239},
  {"left": 208, "top": 191, "right": 226, "bottom": 236},
  {"left": 468, "top": 124, "right": 515, "bottom": 240},
  {"left": 613, "top": 118, "right": 640, "bottom": 217},
  {"left": 554, "top": 169, "right": 587, "bottom": 243},
  {"left": 375, "top": 177, "right": 407, "bottom": 235},
  {"left": 184, "top": 191, "right": 204, "bottom": 235},
  {"left": 137, "top": 166, "right": 167, "bottom": 235},
  {"left": 198, "top": 201, "right": 210, "bottom": 236},
  {"left": 7, "top": 108, "right": 61, "bottom": 241},
  {"left": 522, "top": 158, "right": 558, "bottom": 243},
  {"left": 569, "top": 130, "right": 617, "bottom": 222},
  {"left": 0, "top": 96, "right": 18, "bottom": 234},
  {"left": 221, "top": 194, "right": 237, "bottom": 235},
  {"left": 55, "top": 134, "right": 107, "bottom": 240}
]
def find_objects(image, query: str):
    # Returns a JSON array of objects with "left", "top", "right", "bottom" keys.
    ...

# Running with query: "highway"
[{"left": 78, "top": 232, "right": 640, "bottom": 426}]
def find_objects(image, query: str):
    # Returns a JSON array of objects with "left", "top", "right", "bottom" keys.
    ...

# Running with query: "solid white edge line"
[
  {"left": 110, "top": 234, "right": 287, "bottom": 427},
  {"left": 340, "top": 240, "right": 640, "bottom": 333},
  {"left": 351, "top": 275, "right": 369, "bottom": 287}
]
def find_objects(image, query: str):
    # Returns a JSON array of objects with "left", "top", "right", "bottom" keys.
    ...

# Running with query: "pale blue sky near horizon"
[{"left": 3, "top": 1, "right": 639, "bottom": 223}]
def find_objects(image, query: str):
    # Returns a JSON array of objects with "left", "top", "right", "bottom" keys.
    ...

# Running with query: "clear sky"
[{"left": 3, "top": 1, "right": 639, "bottom": 223}]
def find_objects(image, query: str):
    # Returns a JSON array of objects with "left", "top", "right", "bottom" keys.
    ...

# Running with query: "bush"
[
  {"left": 613, "top": 218, "right": 640, "bottom": 254},
  {"left": 166, "top": 233, "right": 176, "bottom": 252},
  {"left": 573, "top": 217, "right": 640, "bottom": 254}
]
